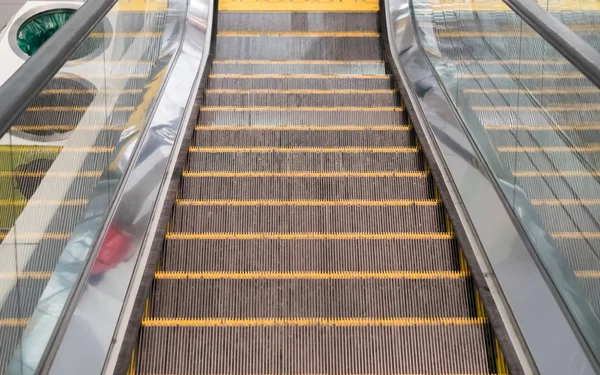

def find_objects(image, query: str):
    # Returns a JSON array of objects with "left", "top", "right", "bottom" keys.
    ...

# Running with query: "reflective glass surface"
[{"left": 413, "top": 0, "right": 600, "bottom": 362}]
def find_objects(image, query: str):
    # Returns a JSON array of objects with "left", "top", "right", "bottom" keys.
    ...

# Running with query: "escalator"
[{"left": 130, "top": 8, "right": 509, "bottom": 375}]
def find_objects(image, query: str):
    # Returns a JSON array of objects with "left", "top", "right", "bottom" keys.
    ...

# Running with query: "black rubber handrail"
[
  {"left": 502, "top": 0, "right": 600, "bottom": 88},
  {"left": 0, "top": 0, "right": 118, "bottom": 134}
]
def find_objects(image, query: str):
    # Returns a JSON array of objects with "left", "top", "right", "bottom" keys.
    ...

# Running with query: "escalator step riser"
[
  {"left": 180, "top": 176, "right": 434, "bottom": 200},
  {"left": 149, "top": 278, "right": 475, "bottom": 318},
  {"left": 20, "top": 238, "right": 71, "bottom": 273},
  {"left": 0, "top": 176, "right": 102, "bottom": 201},
  {"left": 193, "top": 129, "right": 414, "bottom": 147},
  {"left": 579, "top": 278, "right": 600, "bottom": 314},
  {"left": 30, "top": 93, "right": 142, "bottom": 110},
  {"left": 211, "top": 63, "right": 387, "bottom": 75},
  {"left": 536, "top": 205, "right": 600, "bottom": 233},
  {"left": 15, "top": 111, "right": 131, "bottom": 126},
  {"left": 110, "top": 12, "right": 168, "bottom": 32},
  {"left": 488, "top": 129, "right": 600, "bottom": 147},
  {"left": 438, "top": 39, "right": 567, "bottom": 60},
  {"left": 161, "top": 238, "right": 460, "bottom": 272},
  {"left": 215, "top": 37, "right": 382, "bottom": 60},
  {"left": 517, "top": 175, "right": 600, "bottom": 199},
  {"left": 217, "top": 12, "right": 378, "bottom": 32},
  {"left": 187, "top": 153, "right": 424, "bottom": 172},
  {"left": 555, "top": 238, "right": 600, "bottom": 270},
  {"left": 499, "top": 152, "right": 598, "bottom": 172},
  {"left": 199, "top": 110, "right": 405, "bottom": 126},
  {"left": 136, "top": 325, "right": 490, "bottom": 374},
  {"left": 456, "top": 63, "right": 582, "bottom": 75},
  {"left": 473, "top": 110, "right": 600, "bottom": 127},
  {"left": 465, "top": 92, "right": 600, "bottom": 107},
  {"left": 204, "top": 93, "right": 398, "bottom": 107},
  {"left": 207, "top": 77, "right": 393, "bottom": 90},
  {"left": 169, "top": 205, "right": 446, "bottom": 233},
  {"left": 0, "top": 327, "right": 23, "bottom": 372},
  {"left": 458, "top": 77, "right": 593, "bottom": 90},
  {"left": 43, "top": 77, "right": 151, "bottom": 91},
  {"left": 0, "top": 279, "right": 48, "bottom": 319}
]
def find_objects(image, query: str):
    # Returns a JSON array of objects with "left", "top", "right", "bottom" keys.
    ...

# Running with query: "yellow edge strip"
[
  {"left": 0, "top": 146, "right": 113, "bottom": 153},
  {"left": 0, "top": 171, "right": 102, "bottom": 178},
  {"left": 485, "top": 125, "right": 600, "bottom": 131},
  {"left": 553, "top": 233, "right": 600, "bottom": 239},
  {"left": 175, "top": 199, "right": 440, "bottom": 206},
  {"left": 155, "top": 269, "right": 463, "bottom": 279},
  {"left": 200, "top": 107, "right": 403, "bottom": 112},
  {"left": 453, "top": 59, "right": 568, "bottom": 65},
  {"left": 182, "top": 171, "right": 429, "bottom": 177},
  {"left": 458, "top": 73, "right": 584, "bottom": 79},
  {"left": 576, "top": 271, "right": 600, "bottom": 278},
  {"left": 213, "top": 60, "right": 383, "bottom": 65},
  {"left": 498, "top": 146, "right": 600, "bottom": 152},
  {"left": 165, "top": 232, "right": 453, "bottom": 240},
  {"left": 532, "top": 199, "right": 600, "bottom": 206},
  {"left": 465, "top": 88, "right": 599, "bottom": 94},
  {"left": 514, "top": 171, "right": 600, "bottom": 177},
  {"left": 218, "top": 0, "right": 379, "bottom": 12},
  {"left": 27, "top": 106, "right": 134, "bottom": 112},
  {"left": 209, "top": 74, "right": 390, "bottom": 79},
  {"left": 12, "top": 125, "right": 126, "bottom": 131},
  {"left": 0, "top": 272, "right": 51, "bottom": 279},
  {"left": 142, "top": 317, "right": 486, "bottom": 327},
  {"left": 0, "top": 199, "right": 88, "bottom": 207},
  {"left": 474, "top": 105, "right": 600, "bottom": 112},
  {"left": 0, "top": 233, "right": 70, "bottom": 240},
  {"left": 41, "top": 89, "right": 143, "bottom": 95},
  {"left": 196, "top": 125, "right": 411, "bottom": 131},
  {"left": 55, "top": 74, "right": 149, "bottom": 79},
  {"left": 218, "top": 31, "right": 379, "bottom": 37},
  {"left": 189, "top": 147, "right": 417, "bottom": 153},
  {"left": 0, "top": 318, "right": 29, "bottom": 327},
  {"left": 206, "top": 89, "right": 395, "bottom": 94}
]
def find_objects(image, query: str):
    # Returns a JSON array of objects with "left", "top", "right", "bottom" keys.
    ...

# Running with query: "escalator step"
[
  {"left": 204, "top": 91, "right": 398, "bottom": 107},
  {"left": 218, "top": 12, "right": 378, "bottom": 32},
  {"left": 212, "top": 60, "right": 387, "bottom": 75},
  {"left": 207, "top": 76, "right": 394, "bottom": 90}
]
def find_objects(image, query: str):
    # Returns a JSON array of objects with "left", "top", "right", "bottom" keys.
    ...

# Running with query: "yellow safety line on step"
[
  {"left": 155, "top": 269, "right": 464, "bottom": 279},
  {"left": 165, "top": 232, "right": 453, "bottom": 240},
  {"left": 209, "top": 74, "right": 391, "bottom": 79},
  {"left": 458, "top": 73, "right": 584, "bottom": 79},
  {"left": 205, "top": 89, "right": 395, "bottom": 94},
  {"left": 0, "top": 145, "right": 113, "bottom": 153},
  {"left": 0, "top": 232, "right": 70, "bottom": 240},
  {"left": 452, "top": 59, "right": 570, "bottom": 65},
  {"left": 114, "top": 0, "right": 167, "bottom": 12},
  {"left": 26, "top": 106, "right": 135, "bottom": 112},
  {"left": 200, "top": 106, "right": 403, "bottom": 112},
  {"left": 41, "top": 89, "right": 143, "bottom": 95},
  {"left": 0, "top": 171, "right": 103, "bottom": 178},
  {"left": 513, "top": 171, "right": 600, "bottom": 177},
  {"left": 175, "top": 199, "right": 440, "bottom": 206},
  {"left": 575, "top": 271, "right": 600, "bottom": 278},
  {"left": 498, "top": 146, "right": 600, "bottom": 152},
  {"left": 218, "top": 31, "right": 379, "bottom": 37},
  {"left": 0, "top": 199, "right": 88, "bottom": 207},
  {"left": 553, "top": 232, "right": 600, "bottom": 239},
  {"left": 0, "top": 318, "right": 29, "bottom": 327},
  {"left": 213, "top": 60, "right": 384, "bottom": 65},
  {"left": 473, "top": 104, "right": 600, "bottom": 111},
  {"left": 189, "top": 147, "right": 418, "bottom": 153},
  {"left": 465, "top": 88, "right": 599, "bottom": 94},
  {"left": 532, "top": 199, "right": 600, "bottom": 205},
  {"left": 485, "top": 124, "right": 600, "bottom": 131},
  {"left": 0, "top": 272, "right": 51, "bottom": 279},
  {"left": 218, "top": 0, "right": 379, "bottom": 12},
  {"left": 142, "top": 317, "right": 486, "bottom": 327},
  {"left": 182, "top": 171, "right": 429, "bottom": 178},
  {"left": 196, "top": 125, "right": 411, "bottom": 131}
]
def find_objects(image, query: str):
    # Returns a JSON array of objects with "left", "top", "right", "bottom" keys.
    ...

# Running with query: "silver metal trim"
[
  {"left": 382, "top": 0, "right": 599, "bottom": 373},
  {"left": 40, "top": 0, "right": 214, "bottom": 372}
]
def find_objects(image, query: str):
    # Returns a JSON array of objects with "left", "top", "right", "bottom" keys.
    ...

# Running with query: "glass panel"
[
  {"left": 0, "top": 0, "right": 178, "bottom": 373},
  {"left": 541, "top": 0, "right": 600, "bottom": 55},
  {"left": 414, "top": 0, "right": 600, "bottom": 363}
]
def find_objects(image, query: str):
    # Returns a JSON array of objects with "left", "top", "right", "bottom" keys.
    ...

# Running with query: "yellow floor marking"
[
  {"left": 532, "top": 199, "right": 600, "bottom": 205},
  {"left": 41, "top": 89, "right": 143, "bottom": 95},
  {"left": 213, "top": 60, "right": 384, "bottom": 65},
  {"left": 218, "top": 0, "right": 379, "bottom": 12},
  {"left": 201, "top": 106, "right": 402, "bottom": 112},
  {"left": 575, "top": 271, "right": 600, "bottom": 278},
  {"left": 166, "top": 232, "right": 453, "bottom": 240},
  {"left": 498, "top": 146, "right": 600, "bottom": 152},
  {"left": 12, "top": 125, "right": 126, "bottom": 131},
  {"left": 209, "top": 74, "right": 390, "bottom": 79},
  {"left": 458, "top": 73, "right": 584, "bottom": 79},
  {"left": 189, "top": 147, "right": 417, "bottom": 153},
  {"left": 176, "top": 199, "right": 439, "bottom": 206},
  {"left": 513, "top": 171, "right": 600, "bottom": 177},
  {"left": 0, "top": 199, "right": 88, "bottom": 207},
  {"left": 0, "top": 232, "right": 70, "bottom": 240},
  {"left": 114, "top": 0, "right": 167, "bottom": 11},
  {"left": 0, "top": 272, "right": 51, "bottom": 279},
  {"left": 452, "top": 59, "right": 570, "bottom": 65},
  {"left": 0, "top": 146, "right": 114, "bottom": 153},
  {"left": 474, "top": 104, "right": 600, "bottom": 111},
  {"left": 89, "top": 32, "right": 163, "bottom": 38},
  {"left": 196, "top": 125, "right": 411, "bottom": 131},
  {"left": 0, "top": 171, "right": 102, "bottom": 178},
  {"left": 465, "top": 88, "right": 599, "bottom": 94},
  {"left": 218, "top": 31, "right": 379, "bottom": 37},
  {"left": 155, "top": 269, "right": 463, "bottom": 279},
  {"left": 553, "top": 232, "right": 600, "bottom": 239},
  {"left": 0, "top": 318, "right": 29, "bottom": 327},
  {"left": 206, "top": 89, "right": 395, "bottom": 94},
  {"left": 143, "top": 317, "right": 486, "bottom": 327},
  {"left": 27, "top": 106, "right": 134, "bottom": 112},
  {"left": 485, "top": 124, "right": 600, "bottom": 131},
  {"left": 182, "top": 171, "right": 428, "bottom": 178}
]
